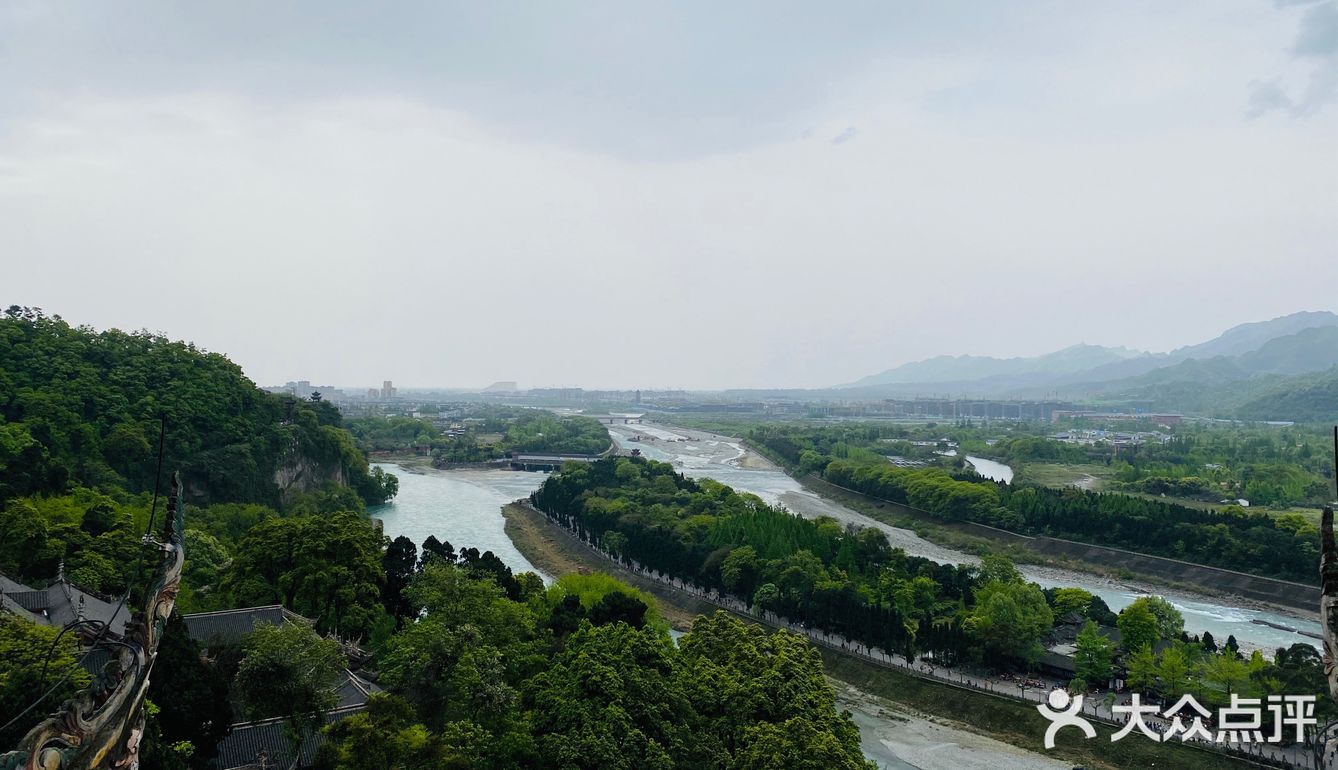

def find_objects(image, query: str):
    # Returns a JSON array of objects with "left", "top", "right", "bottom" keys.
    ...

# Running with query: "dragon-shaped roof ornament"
[{"left": 1, "top": 472, "right": 185, "bottom": 770}]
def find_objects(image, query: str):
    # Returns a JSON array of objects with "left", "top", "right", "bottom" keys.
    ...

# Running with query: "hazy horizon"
[{"left": 4, "top": 2, "right": 1336, "bottom": 389}]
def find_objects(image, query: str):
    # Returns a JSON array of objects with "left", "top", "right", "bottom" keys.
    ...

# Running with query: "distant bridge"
[
  {"left": 510, "top": 452, "right": 603, "bottom": 472},
  {"left": 581, "top": 413, "right": 644, "bottom": 425}
]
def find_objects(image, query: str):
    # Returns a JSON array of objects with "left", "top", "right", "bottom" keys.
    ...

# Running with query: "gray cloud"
[
  {"left": 1294, "top": 0, "right": 1338, "bottom": 55},
  {"left": 1249, "top": 0, "right": 1338, "bottom": 117},
  {"left": 2, "top": 2, "right": 1335, "bottom": 389},
  {"left": 831, "top": 126, "right": 859, "bottom": 144}
]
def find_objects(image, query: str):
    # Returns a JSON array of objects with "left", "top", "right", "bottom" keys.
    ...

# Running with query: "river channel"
[
  {"left": 605, "top": 423, "right": 1321, "bottom": 654},
  {"left": 369, "top": 422, "right": 1321, "bottom": 656}
]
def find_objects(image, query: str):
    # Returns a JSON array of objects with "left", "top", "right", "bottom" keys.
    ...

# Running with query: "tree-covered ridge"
[
  {"left": 745, "top": 424, "right": 1320, "bottom": 583},
  {"left": 0, "top": 306, "right": 394, "bottom": 507}
]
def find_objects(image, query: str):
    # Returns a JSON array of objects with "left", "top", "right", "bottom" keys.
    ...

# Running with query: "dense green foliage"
[
  {"left": 0, "top": 309, "right": 400, "bottom": 752},
  {"left": 1102, "top": 424, "right": 1335, "bottom": 506},
  {"left": 234, "top": 622, "right": 348, "bottom": 736},
  {"left": 326, "top": 560, "right": 874, "bottom": 770},
  {"left": 147, "top": 614, "right": 234, "bottom": 769},
  {"left": 435, "top": 410, "right": 610, "bottom": 463},
  {"left": 747, "top": 424, "right": 1320, "bottom": 582},
  {"left": 0, "top": 487, "right": 153, "bottom": 595},
  {"left": 223, "top": 510, "right": 389, "bottom": 640},
  {"left": 822, "top": 458, "right": 1317, "bottom": 582},
  {"left": 0, "top": 615, "right": 91, "bottom": 747},
  {"left": 0, "top": 307, "right": 393, "bottom": 507},
  {"left": 347, "top": 408, "right": 610, "bottom": 464},
  {"left": 533, "top": 457, "right": 1009, "bottom": 664}
]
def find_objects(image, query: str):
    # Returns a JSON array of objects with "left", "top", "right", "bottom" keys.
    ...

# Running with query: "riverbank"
[
  {"left": 502, "top": 501, "right": 719, "bottom": 630},
  {"left": 607, "top": 422, "right": 1323, "bottom": 651},
  {"left": 799, "top": 470, "right": 1320, "bottom": 617},
  {"left": 501, "top": 499, "right": 1257, "bottom": 770}
]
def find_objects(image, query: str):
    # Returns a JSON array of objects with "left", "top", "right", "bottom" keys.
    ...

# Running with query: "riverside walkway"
[{"left": 520, "top": 500, "right": 1320, "bottom": 770}]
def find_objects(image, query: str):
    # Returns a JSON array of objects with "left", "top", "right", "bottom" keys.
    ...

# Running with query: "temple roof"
[
  {"left": 0, "top": 571, "right": 131, "bottom": 638},
  {"left": 211, "top": 705, "right": 365, "bottom": 770},
  {"left": 182, "top": 605, "right": 313, "bottom": 648}
]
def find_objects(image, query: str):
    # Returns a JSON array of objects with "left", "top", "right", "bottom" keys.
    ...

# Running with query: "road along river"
[{"left": 608, "top": 422, "right": 1322, "bottom": 654}]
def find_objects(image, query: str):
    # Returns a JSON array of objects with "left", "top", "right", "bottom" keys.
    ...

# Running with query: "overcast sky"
[{"left": 3, "top": 1, "right": 1336, "bottom": 390}]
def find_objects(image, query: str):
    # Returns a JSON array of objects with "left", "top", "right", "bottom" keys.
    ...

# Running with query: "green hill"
[{"left": 0, "top": 306, "right": 391, "bottom": 506}]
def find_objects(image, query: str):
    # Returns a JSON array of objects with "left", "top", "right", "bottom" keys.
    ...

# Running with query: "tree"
[
  {"left": 383, "top": 535, "right": 419, "bottom": 622},
  {"left": 320, "top": 693, "right": 465, "bottom": 770},
  {"left": 1201, "top": 630, "right": 1218, "bottom": 653},
  {"left": 1051, "top": 587, "right": 1094, "bottom": 618},
  {"left": 589, "top": 591, "right": 649, "bottom": 629},
  {"left": 0, "top": 615, "right": 90, "bottom": 746},
  {"left": 978, "top": 554, "right": 1022, "bottom": 585},
  {"left": 527, "top": 622, "right": 686, "bottom": 770},
  {"left": 963, "top": 579, "right": 1053, "bottom": 664},
  {"left": 1125, "top": 647, "right": 1158, "bottom": 694},
  {"left": 420, "top": 535, "right": 456, "bottom": 567},
  {"left": 224, "top": 511, "right": 386, "bottom": 639},
  {"left": 379, "top": 564, "right": 535, "bottom": 729},
  {"left": 233, "top": 622, "right": 346, "bottom": 740},
  {"left": 1199, "top": 652, "right": 1254, "bottom": 707},
  {"left": 720, "top": 546, "right": 759, "bottom": 596},
  {"left": 1157, "top": 644, "right": 1193, "bottom": 698},
  {"left": 1127, "top": 596, "right": 1183, "bottom": 641},
  {"left": 1116, "top": 603, "right": 1159, "bottom": 654},
  {"left": 677, "top": 612, "right": 875, "bottom": 770},
  {"left": 146, "top": 613, "right": 233, "bottom": 769},
  {"left": 1073, "top": 621, "right": 1114, "bottom": 687}
]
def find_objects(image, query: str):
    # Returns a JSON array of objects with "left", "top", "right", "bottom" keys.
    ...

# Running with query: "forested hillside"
[{"left": 0, "top": 306, "right": 395, "bottom": 506}]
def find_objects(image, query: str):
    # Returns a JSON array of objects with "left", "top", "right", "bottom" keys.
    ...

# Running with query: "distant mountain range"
[{"left": 839, "top": 311, "right": 1338, "bottom": 421}]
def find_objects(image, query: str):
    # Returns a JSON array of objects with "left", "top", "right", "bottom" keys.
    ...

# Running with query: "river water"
[
  {"left": 367, "top": 426, "right": 1320, "bottom": 654},
  {"left": 363, "top": 433, "right": 1317, "bottom": 770},
  {"left": 606, "top": 424, "right": 1322, "bottom": 654},
  {"left": 964, "top": 455, "right": 1013, "bottom": 484},
  {"left": 369, "top": 464, "right": 549, "bottom": 577}
]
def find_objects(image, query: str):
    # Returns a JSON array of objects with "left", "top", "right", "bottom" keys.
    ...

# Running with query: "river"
[
  {"left": 606, "top": 423, "right": 1322, "bottom": 654},
  {"left": 369, "top": 463, "right": 549, "bottom": 577},
  {"left": 366, "top": 456, "right": 1060, "bottom": 769},
  {"left": 964, "top": 455, "right": 1013, "bottom": 484},
  {"left": 367, "top": 425, "right": 1320, "bottom": 654}
]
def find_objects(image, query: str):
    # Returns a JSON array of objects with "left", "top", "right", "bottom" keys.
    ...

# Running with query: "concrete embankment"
[{"left": 800, "top": 473, "right": 1320, "bottom": 613}]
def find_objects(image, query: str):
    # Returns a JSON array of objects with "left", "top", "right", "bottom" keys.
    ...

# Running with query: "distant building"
[
  {"left": 483, "top": 381, "right": 518, "bottom": 393},
  {"left": 270, "top": 380, "right": 346, "bottom": 401},
  {"left": 380, "top": 380, "right": 397, "bottom": 399}
]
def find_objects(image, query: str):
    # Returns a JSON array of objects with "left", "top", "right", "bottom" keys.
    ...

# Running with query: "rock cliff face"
[{"left": 273, "top": 452, "right": 346, "bottom": 500}]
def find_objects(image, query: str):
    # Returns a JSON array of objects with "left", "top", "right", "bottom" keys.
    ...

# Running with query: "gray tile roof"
[
  {"left": 0, "top": 571, "right": 130, "bottom": 638},
  {"left": 333, "top": 671, "right": 382, "bottom": 709},
  {"left": 183, "top": 606, "right": 310, "bottom": 648},
  {"left": 211, "top": 706, "right": 365, "bottom": 770}
]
